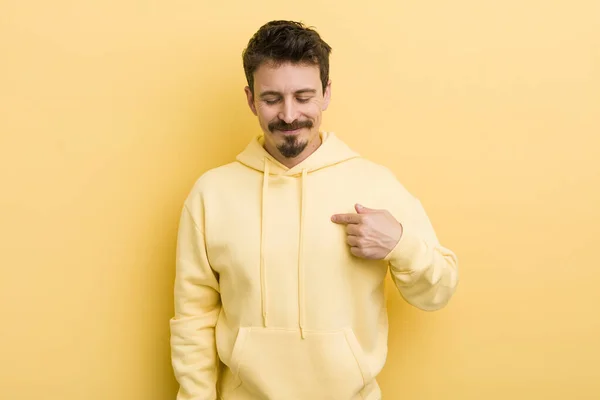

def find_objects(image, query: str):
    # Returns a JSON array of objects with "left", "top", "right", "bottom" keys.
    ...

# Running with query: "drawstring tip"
[
  {"left": 300, "top": 327, "right": 306, "bottom": 339},
  {"left": 263, "top": 314, "right": 268, "bottom": 328}
]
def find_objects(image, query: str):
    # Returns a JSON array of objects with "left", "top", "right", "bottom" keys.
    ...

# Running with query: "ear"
[
  {"left": 322, "top": 80, "right": 332, "bottom": 111},
  {"left": 244, "top": 86, "right": 258, "bottom": 116}
]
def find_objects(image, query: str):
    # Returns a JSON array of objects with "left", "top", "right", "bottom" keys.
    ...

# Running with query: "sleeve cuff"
[{"left": 383, "top": 227, "right": 427, "bottom": 273}]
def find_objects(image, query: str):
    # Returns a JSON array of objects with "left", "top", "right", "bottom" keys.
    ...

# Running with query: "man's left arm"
[
  {"left": 383, "top": 198, "right": 459, "bottom": 311},
  {"left": 332, "top": 198, "right": 459, "bottom": 311}
]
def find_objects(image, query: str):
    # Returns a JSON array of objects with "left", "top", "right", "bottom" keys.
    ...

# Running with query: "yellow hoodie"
[{"left": 170, "top": 131, "right": 459, "bottom": 400}]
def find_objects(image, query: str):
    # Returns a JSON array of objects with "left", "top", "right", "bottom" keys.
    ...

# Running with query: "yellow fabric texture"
[{"left": 170, "top": 131, "right": 459, "bottom": 399}]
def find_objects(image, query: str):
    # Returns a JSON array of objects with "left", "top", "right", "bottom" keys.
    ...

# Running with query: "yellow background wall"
[{"left": 1, "top": 1, "right": 599, "bottom": 399}]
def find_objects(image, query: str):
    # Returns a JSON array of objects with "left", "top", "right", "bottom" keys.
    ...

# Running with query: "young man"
[{"left": 170, "top": 20, "right": 459, "bottom": 400}]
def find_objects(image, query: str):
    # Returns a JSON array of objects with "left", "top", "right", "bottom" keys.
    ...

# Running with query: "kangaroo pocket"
[{"left": 228, "top": 327, "right": 373, "bottom": 399}]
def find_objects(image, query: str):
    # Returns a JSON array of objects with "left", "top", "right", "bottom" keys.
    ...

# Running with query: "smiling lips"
[{"left": 278, "top": 128, "right": 302, "bottom": 134}]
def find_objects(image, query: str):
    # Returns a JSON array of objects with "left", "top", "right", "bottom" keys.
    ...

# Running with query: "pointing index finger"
[{"left": 331, "top": 213, "right": 362, "bottom": 224}]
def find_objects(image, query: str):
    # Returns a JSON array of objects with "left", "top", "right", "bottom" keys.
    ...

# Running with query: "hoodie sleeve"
[
  {"left": 170, "top": 201, "right": 221, "bottom": 400},
  {"left": 384, "top": 196, "right": 459, "bottom": 311}
]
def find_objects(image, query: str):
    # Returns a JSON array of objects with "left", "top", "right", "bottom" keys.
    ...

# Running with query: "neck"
[{"left": 266, "top": 134, "right": 322, "bottom": 169}]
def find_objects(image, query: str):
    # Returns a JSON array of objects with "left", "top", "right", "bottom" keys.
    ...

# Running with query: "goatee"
[
  {"left": 268, "top": 119, "right": 314, "bottom": 159},
  {"left": 277, "top": 135, "right": 308, "bottom": 158}
]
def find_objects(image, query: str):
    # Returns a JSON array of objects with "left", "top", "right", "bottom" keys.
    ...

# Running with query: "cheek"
[
  {"left": 256, "top": 106, "right": 277, "bottom": 123},
  {"left": 304, "top": 102, "right": 323, "bottom": 120}
]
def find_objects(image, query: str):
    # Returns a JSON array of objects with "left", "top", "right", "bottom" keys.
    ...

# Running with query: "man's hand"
[{"left": 331, "top": 204, "right": 403, "bottom": 260}]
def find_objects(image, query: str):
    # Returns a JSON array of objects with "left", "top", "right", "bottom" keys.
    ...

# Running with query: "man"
[{"left": 170, "top": 20, "right": 459, "bottom": 400}]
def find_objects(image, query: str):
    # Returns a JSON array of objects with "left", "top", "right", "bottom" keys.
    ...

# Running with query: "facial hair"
[
  {"left": 278, "top": 135, "right": 308, "bottom": 158},
  {"left": 268, "top": 119, "right": 314, "bottom": 159}
]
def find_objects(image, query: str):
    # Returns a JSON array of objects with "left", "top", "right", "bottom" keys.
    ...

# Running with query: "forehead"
[{"left": 253, "top": 62, "right": 321, "bottom": 93}]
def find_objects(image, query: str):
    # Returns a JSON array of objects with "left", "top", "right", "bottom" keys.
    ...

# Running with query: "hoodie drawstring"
[
  {"left": 298, "top": 168, "right": 307, "bottom": 339},
  {"left": 260, "top": 157, "right": 308, "bottom": 339},
  {"left": 260, "top": 159, "right": 270, "bottom": 328}
]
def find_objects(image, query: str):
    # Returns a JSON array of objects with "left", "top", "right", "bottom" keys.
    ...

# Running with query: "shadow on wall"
[
  {"left": 139, "top": 69, "right": 256, "bottom": 397},
  {"left": 381, "top": 275, "right": 428, "bottom": 372}
]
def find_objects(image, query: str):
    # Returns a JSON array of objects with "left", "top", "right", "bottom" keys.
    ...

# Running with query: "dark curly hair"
[{"left": 242, "top": 20, "right": 332, "bottom": 95}]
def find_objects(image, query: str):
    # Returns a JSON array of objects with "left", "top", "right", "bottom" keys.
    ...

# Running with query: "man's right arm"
[{"left": 170, "top": 201, "right": 221, "bottom": 400}]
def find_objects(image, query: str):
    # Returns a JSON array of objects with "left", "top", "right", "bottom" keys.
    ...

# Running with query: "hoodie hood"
[
  {"left": 236, "top": 131, "right": 360, "bottom": 176},
  {"left": 235, "top": 131, "right": 360, "bottom": 338}
]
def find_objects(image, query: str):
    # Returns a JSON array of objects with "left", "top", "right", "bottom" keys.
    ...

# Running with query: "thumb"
[{"left": 355, "top": 203, "right": 378, "bottom": 214}]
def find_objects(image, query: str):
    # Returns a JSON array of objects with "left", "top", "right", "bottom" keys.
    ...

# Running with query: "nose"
[{"left": 277, "top": 98, "right": 299, "bottom": 124}]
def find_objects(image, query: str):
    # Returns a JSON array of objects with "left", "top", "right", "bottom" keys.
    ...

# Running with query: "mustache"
[{"left": 268, "top": 119, "right": 313, "bottom": 132}]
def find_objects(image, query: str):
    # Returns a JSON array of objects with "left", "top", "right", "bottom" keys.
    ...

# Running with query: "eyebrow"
[{"left": 259, "top": 89, "right": 317, "bottom": 98}]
